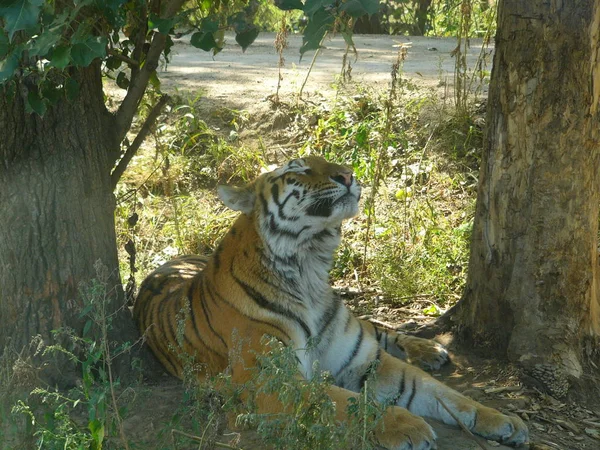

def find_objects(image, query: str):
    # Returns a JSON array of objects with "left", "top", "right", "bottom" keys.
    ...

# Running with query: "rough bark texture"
[
  {"left": 0, "top": 64, "right": 138, "bottom": 383},
  {"left": 450, "top": 0, "right": 600, "bottom": 379}
]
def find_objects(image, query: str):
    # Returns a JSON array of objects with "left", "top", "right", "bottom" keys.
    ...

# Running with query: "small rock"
[{"left": 461, "top": 388, "right": 485, "bottom": 401}]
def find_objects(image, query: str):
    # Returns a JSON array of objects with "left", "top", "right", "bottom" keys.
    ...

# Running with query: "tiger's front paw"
[
  {"left": 472, "top": 406, "right": 529, "bottom": 447},
  {"left": 378, "top": 407, "right": 437, "bottom": 450},
  {"left": 399, "top": 335, "right": 449, "bottom": 371}
]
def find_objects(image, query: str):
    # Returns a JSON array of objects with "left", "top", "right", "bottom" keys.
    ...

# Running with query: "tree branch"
[
  {"left": 111, "top": 94, "right": 170, "bottom": 189},
  {"left": 108, "top": 49, "right": 139, "bottom": 68},
  {"left": 114, "top": 0, "right": 186, "bottom": 141}
]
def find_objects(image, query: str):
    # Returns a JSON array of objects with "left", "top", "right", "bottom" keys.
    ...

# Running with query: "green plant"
[
  {"left": 237, "top": 338, "right": 384, "bottom": 450},
  {"left": 452, "top": 0, "right": 495, "bottom": 114},
  {"left": 10, "top": 262, "right": 136, "bottom": 450}
]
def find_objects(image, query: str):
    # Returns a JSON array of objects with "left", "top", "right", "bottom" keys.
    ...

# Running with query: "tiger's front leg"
[
  {"left": 361, "top": 319, "right": 449, "bottom": 370},
  {"left": 373, "top": 352, "right": 529, "bottom": 447},
  {"left": 231, "top": 343, "right": 437, "bottom": 450}
]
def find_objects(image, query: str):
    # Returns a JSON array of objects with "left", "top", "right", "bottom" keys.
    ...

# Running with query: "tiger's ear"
[{"left": 217, "top": 185, "right": 256, "bottom": 214}]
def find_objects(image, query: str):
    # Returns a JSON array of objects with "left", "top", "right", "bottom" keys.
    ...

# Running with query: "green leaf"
[
  {"left": 341, "top": 29, "right": 355, "bottom": 48},
  {"left": 148, "top": 14, "right": 176, "bottom": 34},
  {"left": 0, "top": 52, "right": 19, "bottom": 83},
  {"left": 0, "top": 0, "right": 43, "bottom": 42},
  {"left": 190, "top": 31, "right": 217, "bottom": 52},
  {"left": 148, "top": 70, "right": 161, "bottom": 91},
  {"left": 70, "top": 36, "right": 107, "bottom": 67},
  {"left": 116, "top": 71, "right": 129, "bottom": 89},
  {"left": 339, "top": 0, "right": 380, "bottom": 18},
  {"left": 235, "top": 26, "right": 259, "bottom": 52},
  {"left": 41, "top": 82, "right": 62, "bottom": 105},
  {"left": 164, "top": 35, "right": 174, "bottom": 61},
  {"left": 27, "top": 29, "right": 60, "bottom": 57},
  {"left": 0, "top": 30, "right": 9, "bottom": 59},
  {"left": 300, "top": 7, "right": 334, "bottom": 55},
  {"left": 49, "top": 45, "right": 70, "bottom": 69},
  {"left": 83, "top": 319, "right": 92, "bottom": 337},
  {"left": 274, "top": 0, "right": 304, "bottom": 11},
  {"left": 88, "top": 419, "right": 105, "bottom": 450},
  {"left": 26, "top": 89, "right": 46, "bottom": 116},
  {"left": 105, "top": 55, "right": 121, "bottom": 70},
  {"left": 303, "top": 0, "right": 334, "bottom": 17},
  {"left": 65, "top": 77, "right": 79, "bottom": 101},
  {"left": 200, "top": 16, "right": 219, "bottom": 33}
]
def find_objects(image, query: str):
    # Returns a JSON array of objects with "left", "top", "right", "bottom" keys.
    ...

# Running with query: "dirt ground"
[
  {"left": 118, "top": 34, "right": 600, "bottom": 450},
  {"left": 157, "top": 32, "right": 491, "bottom": 109}
]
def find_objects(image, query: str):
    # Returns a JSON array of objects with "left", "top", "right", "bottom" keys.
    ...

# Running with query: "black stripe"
[
  {"left": 141, "top": 293, "right": 157, "bottom": 335},
  {"left": 232, "top": 270, "right": 312, "bottom": 338},
  {"left": 213, "top": 242, "right": 223, "bottom": 269},
  {"left": 335, "top": 324, "right": 364, "bottom": 378},
  {"left": 179, "top": 316, "right": 222, "bottom": 360},
  {"left": 147, "top": 333, "right": 179, "bottom": 375},
  {"left": 160, "top": 297, "right": 179, "bottom": 349},
  {"left": 406, "top": 378, "right": 417, "bottom": 410},
  {"left": 138, "top": 272, "right": 172, "bottom": 297},
  {"left": 393, "top": 370, "right": 406, "bottom": 404},
  {"left": 275, "top": 189, "right": 300, "bottom": 221},
  {"left": 257, "top": 273, "right": 303, "bottom": 305},
  {"left": 257, "top": 243, "right": 298, "bottom": 277},
  {"left": 317, "top": 295, "right": 341, "bottom": 335},
  {"left": 359, "top": 347, "right": 381, "bottom": 389},
  {"left": 311, "top": 228, "right": 333, "bottom": 241},
  {"left": 205, "top": 277, "right": 292, "bottom": 342},
  {"left": 373, "top": 323, "right": 382, "bottom": 342},
  {"left": 394, "top": 335, "right": 405, "bottom": 354},
  {"left": 383, "top": 331, "right": 389, "bottom": 351},
  {"left": 192, "top": 279, "right": 227, "bottom": 349},
  {"left": 259, "top": 192, "right": 269, "bottom": 216},
  {"left": 268, "top": 214, "right": 310, "bottom": 239},
  {"left": 306, "top": 197, "right": 334, "bottom": 217}
]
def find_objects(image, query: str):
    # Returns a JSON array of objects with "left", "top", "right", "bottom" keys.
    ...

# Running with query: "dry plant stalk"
[
  {"left": 362, "top": 44, "right": 408, "bottom": 270},
  {"left": 274, "top": 14, "right": 289, "bottom": 104}
]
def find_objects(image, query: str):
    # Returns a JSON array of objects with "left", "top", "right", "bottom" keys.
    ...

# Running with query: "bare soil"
[
  {"left": 119, "top": 33, "right": 599, "bottom": 450},
  {"left": 157, "top": 32, "right": 490, "bottom": 109}
]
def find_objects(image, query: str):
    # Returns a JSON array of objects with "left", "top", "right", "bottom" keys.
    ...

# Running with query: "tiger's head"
[{"left": 217, "top": 156, "right": 361, "bottom": 249}]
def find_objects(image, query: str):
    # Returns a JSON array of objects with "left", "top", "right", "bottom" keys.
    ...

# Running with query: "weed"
[
  {"left": 7, "top": 262, "right": 137, "bottom": 450},
  {"left": 237, "top": 338, "right": 384, "bottom": 450}
]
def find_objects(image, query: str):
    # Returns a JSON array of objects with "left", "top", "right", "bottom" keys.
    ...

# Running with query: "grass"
[{"left": 115, "top": 74, "right": 483, "bottom": 314}]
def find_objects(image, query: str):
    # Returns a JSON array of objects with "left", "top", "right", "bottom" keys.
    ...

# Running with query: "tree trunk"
[
  {"left": 414, "top": 0, "right": 432, "bottom": 35},
  {"left": 0, "top": 64, "right": 138, "bottom": 384},
  {"left": 448, "top": 0, "right": 600, "bottom": 392}
]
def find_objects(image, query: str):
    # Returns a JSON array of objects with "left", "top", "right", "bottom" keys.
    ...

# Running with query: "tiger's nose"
[{"left": 331, "top": 170, "right": 354, "bottom": 187}]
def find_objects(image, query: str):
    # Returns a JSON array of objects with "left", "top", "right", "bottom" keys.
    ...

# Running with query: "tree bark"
[
  {"left": 0, "top": 64, "right": 137, "bottom": 384},
  {"left": 448, "top": 0, "right": 600, "bottom": 386},
  {"left": 414, "top": 0, "right": 432, "bottom": 35}
]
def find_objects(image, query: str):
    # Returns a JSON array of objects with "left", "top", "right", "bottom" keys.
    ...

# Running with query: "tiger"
[{"left": 134, "top": 156, "right": 528, "bottom": 450}]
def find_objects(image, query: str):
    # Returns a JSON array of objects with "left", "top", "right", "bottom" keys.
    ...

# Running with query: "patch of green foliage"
[
  {"left": 117, "top": 82, "right": 482, "bottom": 315},
  {"left": 237, "top": 337, "right": 385, "bottom": 450},
  {"left": 363, "top": 0, "right": 496, "bottom": 37}
]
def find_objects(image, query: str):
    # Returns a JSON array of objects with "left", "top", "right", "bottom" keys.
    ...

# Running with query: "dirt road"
[{"left": 158, "top": 32, "right": 492, "bottom": 107}]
